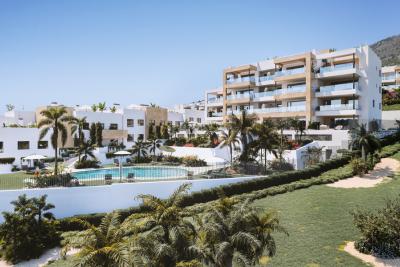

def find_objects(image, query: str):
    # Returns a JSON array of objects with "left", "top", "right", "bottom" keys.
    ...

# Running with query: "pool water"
[{"left": 72, "top": 166, "right": 188, "bottom": 180}]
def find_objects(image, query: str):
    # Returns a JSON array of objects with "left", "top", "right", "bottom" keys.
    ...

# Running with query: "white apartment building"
[
  {"left": 205, "top": 45, "right": 382, "bottom": 130},
  {"left": 381, "top": 65, "right": 400, "bottom": 90}
]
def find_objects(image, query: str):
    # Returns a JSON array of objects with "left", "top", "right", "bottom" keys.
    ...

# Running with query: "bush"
[
  {"left": 74, "top": 160, "right": 100, "bottom": 169},
  {"left": 270, "top": 160, "right": 294, "bottom": 171},
  {"left": 105, "top": 152, "right": 116, "bottom": 159},
  {"left": 31, "top": 174, "right": 74, "bottom": 188},
  {"left": 0, "top": 195, "right": 59, "bottom": 264},
  {"left": 182, "top": 156, "right": 207, "bottom": 167},
  {"left": 352, "top": 195, "right": 400, "bottom": 258},
  {"left": 350, "top": 157, "right": 368, "bottom": 176},
  {"left": 163, "top": 155, "right": 183, "bottom": 164},
  {"left": 133, "top": 156, "right": 152, "bottom": 164},
  {"left": 175, "top": 137, "right": 187, "bottom": 146},
  {"left": 0, "top": 157, "right": 15, "bottom": 164},
  {"left": 43, "top": 157, "right": 64, "bottom": 163},
  {"left": 164, "top": 139, "right": 175, "bottom": 146}
]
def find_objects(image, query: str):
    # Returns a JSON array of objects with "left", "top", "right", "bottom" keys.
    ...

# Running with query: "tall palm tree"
[
  {"left": 67, "top": 212, "right": 129, "bottom": 267},
  {"left": 131, "top": 138, "right": 150, "bottom": 161},
  {"left": 227, "top": 110, "right": 256, "bottom": 161},
  {"left": 220, "top": 129, "right": 241, "bottom": 166},
  {"left": 77, "top": 139, "right": 97, "bottom": 162},
  {"left": 148, "top": 138, "right": 162, "bottom": 157},
  {"left": 38, "top": 106, "right": 72, "bottom": 175},
  {"left": 350, "top": 123, "right": 381, "bottom": 160},
  {"left": 251, "top": 120, "right": 279, "bottom": 172},
  {"left": 203, "top": 123, "right": 219, "bottom": 145},
  {"left": 289, "top": 117, "right": 306, "bottom": 142},
  {"left": 68, "top": 116, "right": 87, "bottom": 146},
  {"left": 275, "top": 119, "right": 289, "bottom": 162}
]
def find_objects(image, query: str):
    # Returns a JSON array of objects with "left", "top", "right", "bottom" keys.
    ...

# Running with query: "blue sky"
[{"left": 0, "top": 0, "right": 399, "bottom": 112}]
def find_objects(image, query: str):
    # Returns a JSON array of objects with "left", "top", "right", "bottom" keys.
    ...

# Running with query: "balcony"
[
  {"left": 226, "top": 76, "right": 256, "bottom": 89},
  {"left": 207, "top": 98, "right": 223, "bottom": 106},
  {"left": 207, "top": 112, "right": 223, "bottom": 118},
  {"left": 253, "top": 105, "right": 306, "bottom": 115},
  {"left": 316, "top": 63, "right": 359, "bottom": 79},
  {"left": 274, "top": 67, "right": 306, "bottom": 82},
  {"left": 226, "top": 92, "right": 252, "bottom": 104},
  {"left": 315, "top": 103, "right": 360, "bottom": 117},
  {"left": 253, "top": 85, "right": 306, "bottom": 102},
  {"left": 315, "top": 82, "right": 360, "bottom": 98},
  {"left": 382, "top": 74, "right": 396, "bottom": 82}
]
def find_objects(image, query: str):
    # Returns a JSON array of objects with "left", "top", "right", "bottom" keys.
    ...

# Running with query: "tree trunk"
[
  {"left": 361, "top": 145, "right": 366, "bottom": 160},
  {"left": 230, "top": 145, "right": 233, "bottom": 166},
  {"left": 54, "top": 123, "right": 58, "bottom": 176},
  {"left": 264, "top": 148, "right": 267, "bottom": 173}
]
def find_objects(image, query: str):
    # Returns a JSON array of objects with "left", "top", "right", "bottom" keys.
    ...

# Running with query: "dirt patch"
[{"left": 328, "top": 158, "right": 400, "bottom": 188}]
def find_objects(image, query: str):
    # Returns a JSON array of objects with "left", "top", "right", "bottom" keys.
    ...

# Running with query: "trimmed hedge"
[
  {"left": 43, "top": 157, "right": 64, "bottom": 163},
  {"left": 0, "top": 157, "right": 15, "bottom": 164}
]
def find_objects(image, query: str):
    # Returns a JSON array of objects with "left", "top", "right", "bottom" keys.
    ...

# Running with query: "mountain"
[{"left": 371, "top": 34, "right": 400, "bottom": 66}]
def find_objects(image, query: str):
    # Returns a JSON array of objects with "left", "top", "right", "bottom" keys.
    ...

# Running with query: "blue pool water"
[{"left": 72, "top": 166, "right": 188, "bottom": 180}]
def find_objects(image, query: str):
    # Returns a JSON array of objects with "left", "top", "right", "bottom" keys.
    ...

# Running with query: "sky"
[{"left": 0, "top": 0, "right": 399, "bottom": 112}]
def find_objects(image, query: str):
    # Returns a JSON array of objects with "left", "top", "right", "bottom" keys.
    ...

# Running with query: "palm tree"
[
  {"left": 350, "top": 123, "right": 381, "bottom": 160},
  {"left": 289, "top": 117, "right": 306, "bottom": 142},
  {"left": 131, "top": 138, "right": 150, "bottom": 161},
  {"left": 91, "top": 104, "right": 98, "bottom": 112},
  {"left": 68, "top": 116, "right": 87, "bottom": 146},
  {"left": 132, "top": 184, "right": 195, "bottom": 266},
  {"left": 77, "top": 139, "right": 97, "bottom": 162},
  {"left": 203, "top": 123, "right": 219, "bottom": 146},
  {"left": 38, "top": 106, "right": 72, "bottom": 175},
  {"left": 251, "top": 120, "right": 279, "bottom": 172},
  {"left": 275, "top": 119, "right": 289, "bottom": 162},
  {"left": 148, "top": 138, "right": 162, "bottom": 157},
  {"left": 98, "top": 102, "right": 106, "bottom": 112},
  {"left": 67, "top": 212, "right": 129, "bottom": 267},
  {"left": 227, "top": 110, "right": 256, "bottom": 161},
  {"left": 191, "top": 199, "right": 287, "bottom": 267},
  {"left": 182, "top": 120, "right": 195, "bottom": 140},
  {"left": 220, "top": 129, "right": 241, "bottom": 166}
]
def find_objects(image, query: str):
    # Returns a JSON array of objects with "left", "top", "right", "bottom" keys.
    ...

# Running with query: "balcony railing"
[
  {"left": 253, "top": 85, "right": 306, "bottom": 99},
  {"left": 226, "top": 76, "right": 255, "bottom": 84},
  {"left": 259, "top": 75, "right": 275, "bottom": 82},
  {"left": 275, "top": 67, "right": 305, "bottom": 77},
  {"left": 254, "top": 105, "right": 306, "bottom": 113},
  {"left": 382, "top": 74, "right": 396, "bottom": 81},
  {"left": 319, "top": 63, "right": 355, "bottom": 74},
  {"left": 208, "top": 112, "right": 223, "bottom": 117},
  {"left": 319, "top": 82, "right": 358, "bottom": 93},
  {"left": 207, "top": 98, "right": 223, "bottom": 104},
  {"left": 227, "top": 93, "right": 252, "bottom": 100},
  {"left": 319, "top": 103, "right": 359, "bottom": 111}
]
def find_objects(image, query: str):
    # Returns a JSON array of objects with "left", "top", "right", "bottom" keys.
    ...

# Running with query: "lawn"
[
  {"left": 383, "top": 104, "right": 400, "bottom": 110},
  {"left": 252, "top": 152, "right": 400, "bottom": 266},
  {"left": 0, "top": 172, "right": 34, "bottom": 190}
]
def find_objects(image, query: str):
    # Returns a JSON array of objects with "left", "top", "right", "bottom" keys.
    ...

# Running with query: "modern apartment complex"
[
  {"left": 381, "top": 65, "right": 400, "bottom": 90},
  {"left": 205, "top": 45, "right": 382, "bottom": 130}
]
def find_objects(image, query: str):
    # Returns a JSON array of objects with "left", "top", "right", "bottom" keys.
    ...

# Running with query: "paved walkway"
[{"left": 344, "top": 242, "right": 400, "bottom": 267}]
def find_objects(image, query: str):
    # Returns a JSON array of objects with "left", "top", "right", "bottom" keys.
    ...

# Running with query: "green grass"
[
  {"left": 251, "top": 152, "right": 400, "bottom": 266},
  {"left": 0, "top": 172, "right": 34, "bottom": 190},
  {"left": 383, "top": 104, "right": 400, "bottom": 110}
]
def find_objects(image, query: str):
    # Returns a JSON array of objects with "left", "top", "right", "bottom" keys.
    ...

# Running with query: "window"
[
  {"left": 373, "top": 100, "right": 375, "bottom": 107},
  {"left": 138, "top": 134, "right": 144, "bottom": 140},
  {"left": 196, "top": 118, "right": 201, "bottom": 123},
  {"left": 127, "top": 134, "right": 134, "bottom": 142},
  {"left": 83, "top": 123, "right": 90, "bottom": 130},
  {"left": 175, "top": 121, "right": 181, "bottom": 127},
  {"left": 0, "top": 142, "right": 3, "bottom": 153},
  {"left": 138, "top": 119, "right": 144, "bottom": 126},
  {"left": 189, "top": 117, "right": 194, "bottom": 122},
  {"left": 127, "top": 119, "right": 134, "bottom": 127},
  {"left": 109, "top": 123, "right": 118, "bottom": 130},
  {"left": 38, "top": 141, "right": 48, "bottom": 149},
  {"left": 18, "top": 141, "right": 30, "bottom": 150}
]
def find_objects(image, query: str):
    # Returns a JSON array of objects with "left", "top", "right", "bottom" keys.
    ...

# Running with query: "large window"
[
  {"left": 138, "top": 134, "right": 144, "bottom": 140},
  {"left": 0, "top": 141, "right": 3, "bottom": 153},
  {"left": 38, "top": 141, "right": 48, "bottom": 149},
  {"left": 109, "top": 123, "right": 118, "bottom": 130},
  {"left": 196, "top": 118, "right": 201, "bottom": 123},
  {"left": 127, "top": 119, "right": 134, "bottom": 127},
  {"left": 127, "top": 134, "right": 134, "bottom": 142},
  {"left": 83, "top": 123, "right": 90, "bottom": 130},
  {"left": 18, "top": 141, "right": 30, "bottom": 150},
  {"left": 138, "top": 119, "right": 144, "bottom": 126}
]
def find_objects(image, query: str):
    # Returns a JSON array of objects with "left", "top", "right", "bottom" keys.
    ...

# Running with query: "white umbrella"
[
  {"left": 114, "top": 151, "right": 131, "bottom": 182},
  {"left": 23, "top": 154, "right": 47, "bottom": 168}
]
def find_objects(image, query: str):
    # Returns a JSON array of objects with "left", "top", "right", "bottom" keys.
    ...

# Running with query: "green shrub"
[
  {"left": 105, "top": 152, "right": 116, "bottom": 159},
  {"left": 163, "top": 155, "right": 183, "bottom": 164},
  {"left": 352, "top": 195, "right": 400, "bottom": 257},
  {"left": 133, "top": 156, "right": 152, "bottom": 164},
  {"left": 0, "top": 195, "right": 59, "bottom": 264},
  {"left": 74, "top": 160, "right": 100, "bottom": 169},
  {"left": 175, "top": 137, "right": 187, "bottom": 146},
  {"left": 350, "top": 157, "right": 368, "bottom": 176},
  {"left": 0, "top": 158, "right": 15, "bottom": 164},
  {"left": 270, "top": 160, "right": 294, "bottom": 171},
  {"left": 164, "top": 139, "right": 175, "bottom": 146},
  {"left": 182, "top": 156, "right": 207, "bottom": 167},
  {"left": 43, "top": 157, "right": 64, "bottom": 163},
  {"left": 32, "top": 174, "right": 74, "bottom": 188}
]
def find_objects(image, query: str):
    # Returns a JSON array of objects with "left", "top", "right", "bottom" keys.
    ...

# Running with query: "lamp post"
[{"left": 113, "top": 150, "right": 131, "bottom": 182}]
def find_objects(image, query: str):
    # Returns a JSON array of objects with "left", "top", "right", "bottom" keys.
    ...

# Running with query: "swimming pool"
[{"left": 72, "top": 166, "right": 188, "bottom": 181}]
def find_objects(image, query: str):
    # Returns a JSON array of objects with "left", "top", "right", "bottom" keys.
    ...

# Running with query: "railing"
[
  {"left": 259, "top": 75, "right": 275, "bottom": 82},
  {"left": 319, "top": 103, "right": 359, "bottom": 111},
  {"left": 207, "top": 98, "right": 223, "bottom": 104},
  {"left": 275, "top": 67, "right": 305, "bottom": 77},
  {"left": 382, "top": 75, "right": 396, "bottom": 81},
  {"left": 319, "top": 63, "right": 355, "bottom": 73},
  {"left": 226, "top": 76, "right": 255, "bottom": 84},
  {"left": 208, "top": 112, "right": 224, "bottom": 117},
  {"left": 254, "top": 105, "right": 306, "bottom": 113},
  {"left": 253, "top": 85, "right": 306, "bottom": 99},
  {"left": 319, "top": 82, "right": 358, "bottom": 93},
  {"left": 227, "top": 93, "right": 252, "bottom": 100}
]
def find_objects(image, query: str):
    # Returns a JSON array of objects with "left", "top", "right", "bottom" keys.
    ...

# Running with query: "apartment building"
[
  {"left": 382, "top": 65, "right": 400, "bottom": 90},
  {"left": 205, "top": 45, "right": 382, "bottom": 130}
]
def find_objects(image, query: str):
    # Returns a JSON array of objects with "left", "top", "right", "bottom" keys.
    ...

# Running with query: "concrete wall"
[
  {"left": 382, "top": 110, "right": 400, "bottom": 129},
  {"left": 0, "top": 177, "right": 256, "bottom": 222}
]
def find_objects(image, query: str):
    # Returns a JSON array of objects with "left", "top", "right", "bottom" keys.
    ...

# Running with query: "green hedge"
[
  {"left": 43, "top": 157, "right": 64, "bottom": 163},
  {"left": 0, "top": 157, "right": 15, "bottom": 164}
]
